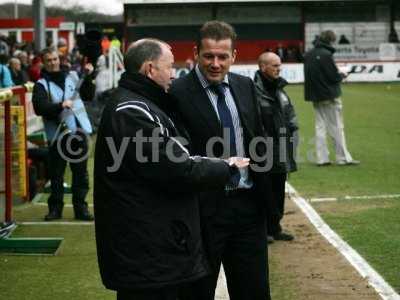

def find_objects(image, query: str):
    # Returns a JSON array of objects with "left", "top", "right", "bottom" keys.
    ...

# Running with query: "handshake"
[{"left": 225, "top": 157, "right": 250, "bottom": 169}]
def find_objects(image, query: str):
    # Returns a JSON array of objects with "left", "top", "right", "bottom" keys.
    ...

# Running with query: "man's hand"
[
  {"left": 83, "top": 63, "right": 94, "bottom": 75},
  {"left": 62, "top": 99, "right": 73, "bottom": 109},
  {"left": 226, "top": 157, "right": 250, "bottom": 169}
]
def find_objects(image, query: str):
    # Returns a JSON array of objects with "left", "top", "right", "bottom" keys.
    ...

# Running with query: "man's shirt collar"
[{"left": 195, "top": 64, "right": 229, "bottom": 89}]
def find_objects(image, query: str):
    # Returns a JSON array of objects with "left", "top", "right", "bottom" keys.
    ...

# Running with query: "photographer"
[{"left": 32, "top": 47, "right": 95, "bottom": 221}]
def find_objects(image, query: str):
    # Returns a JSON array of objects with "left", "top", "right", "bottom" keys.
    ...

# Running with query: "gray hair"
[
  {"left": 124, "top": 39, "right": 164, "bottom": 73},
  {"left": 40, "top": 46, "right": 58, "bottom": 59},
  {"left": 9, "top": 57, "right": 20, "bottom": 66}
]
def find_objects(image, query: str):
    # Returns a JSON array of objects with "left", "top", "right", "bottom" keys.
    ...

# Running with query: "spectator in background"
[
  {"left": 286, "top": 44, "right": 304, "bottom": 63},
  {"left": 285, "top": 45, "right": 297, "bottom": 62},
  {"left": 110, "top": 35, "right": 121, "bottom": 50},
  {"left": 296, "top": 42, "right": 304, "bottom": 62},
  {"left": 9, "top": 57, "right": 29, "bottom": 85},
  {"left": 17, "top": 51, "right": 30, "bottom": 74},
  {"left": 70, "top": 50, "right": 83, "bottom": 75},
  {"left": 0, "top": 54, "right": 14, "bottom": 88},
  {"left": 0, "top": 35, "right": 10, "bottom": 56},
  {"left": 85, "top": 50, "right": 111, "bottom": 132},
  {"left": 338, "top": 34, "right": 350, "bottom": 45},
  {"left": 275, "top": 43, "right": 287, "bottom": 61},
  {"left": 185, "top": 57, "right": 194, "bottom": 70},
  {"left": 304, "top": 30, "right": 360, "bottom": 166},
  {"left": 254, "top": 52, "right": 298, "bottom": 243},
  {"left": 101, "top": 35, "right": 111, "bottom": 54},
  {"left": 28, "top": 56, "right": 42, "bottom": 82},
  {"left": 57, "top": 38, "right": 68, "bottom": 57}
]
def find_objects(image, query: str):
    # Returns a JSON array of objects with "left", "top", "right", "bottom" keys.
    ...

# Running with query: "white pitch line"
[
  {"left": 310, "top": 194, "right": 400, "bottom": 203},
  {"left": 19, "top": 222, "right": 94, "bottom": 226},
  {"left": 310, "top": 197, "right": 337, "bottom": 202},
  {"left": 287, "top": 183, "right": 400, "bottom": 300},
  {"left": 344, "top": 194, "right": 400, "bottom": 200}
]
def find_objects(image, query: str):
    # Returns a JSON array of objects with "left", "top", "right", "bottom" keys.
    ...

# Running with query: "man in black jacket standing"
[
  {"left": 304, "top": 30, "right": 359, "bottom": 166},
  {"left": 254, "top": 52, "right": 299, "bottom": 243},
  {"left": 94, "top": 39, "right": 249, "bottom": 300},
  {"left": 170, "top": 21, "right": 271, "bottom": 300}
]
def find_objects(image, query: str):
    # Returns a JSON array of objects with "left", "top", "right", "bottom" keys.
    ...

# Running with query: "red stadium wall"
[{"left": 169, "top": 40, "right": 303, "bottom": 64}]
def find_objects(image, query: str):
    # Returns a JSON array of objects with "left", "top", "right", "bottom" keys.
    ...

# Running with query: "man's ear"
[
  {"left": 259, "top": 62, "right": 267, "bottom": 73},
  {"left": 140, "top": 61, "right": 152, "bottom": 77},
  {"left": 231, "top": 49, "right": 237, "bottom": 64}
]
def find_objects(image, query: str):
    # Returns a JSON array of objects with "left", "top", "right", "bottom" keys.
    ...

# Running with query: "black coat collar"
[
  {"left": 315, "top": 41, "right": 336, "bottom": 53},
  {"left": 119, "top": 72, "right": 176, "bottom": 115},
  {"left": 254, "top": 70, "right": 288, "bottom": 97},
  {"left": 41, "top": 69, "right": 67, "bottom": 90}
]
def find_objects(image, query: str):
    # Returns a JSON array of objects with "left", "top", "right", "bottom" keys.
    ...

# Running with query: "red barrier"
[{"left": 4, "top": 98, "right": 12, "bottom": 222}]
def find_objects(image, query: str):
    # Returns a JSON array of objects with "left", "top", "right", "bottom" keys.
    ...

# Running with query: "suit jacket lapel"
[
  {"left": 228, "top": 74, "right": 256, "bottom": 140},
  {"left": 187, "top": 71, "right": 222, "bottom": 136}
]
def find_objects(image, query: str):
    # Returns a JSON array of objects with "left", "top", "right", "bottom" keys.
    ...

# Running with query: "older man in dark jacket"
[
  {"left": 94, "top": 39, "right": 248, "bottom": 300},
  {"left": 254, "top": 52, "right": 298, "bottom": 242},
  {"left": 304, "top": 30, "right": 359, "bottom": 166}
]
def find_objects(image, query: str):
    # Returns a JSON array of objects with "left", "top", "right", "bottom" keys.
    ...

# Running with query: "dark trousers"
[
  {"left": 47, "top": 132, "right": 89, "bottom": 212},
  {"left": 117, "top": 284, "right": 185, "bottom": 300},
  {"left": 183, "top": 190, "right": 270, "bottom": 300},
  {"left": 267, "top": 173, "right": 287, "bottom": 235}
]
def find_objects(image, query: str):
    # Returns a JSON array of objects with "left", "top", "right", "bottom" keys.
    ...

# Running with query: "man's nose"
[{"left": 211, "top": 57, "right": 220, "bottom": 67}]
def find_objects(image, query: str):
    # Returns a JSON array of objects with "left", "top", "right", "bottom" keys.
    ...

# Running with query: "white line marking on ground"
[
  {"left": 344, "top": 194, "right": 400, "bottom": 200},
  {"left": 309, "top": 194, "right": 400, "bottom": 203},
  {"left": 19, "top": 222, "right": 94, "bottom": 226},
  {"left": 310, "top": 197, "right": 337, "bottom": 202},
  {"left": 287, "top": 183, "right": 400, "bottom": 300},
  {"left": 33, "top": 203, "right": 94, "bottom": 208}
]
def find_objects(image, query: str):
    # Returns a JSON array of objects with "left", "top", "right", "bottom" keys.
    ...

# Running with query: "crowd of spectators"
[
  {"left": 0, "top": 34, "right": 88, "bottom": 89},
  {"left": 266, "top": 43, "right": 304, "bottom": 63}
]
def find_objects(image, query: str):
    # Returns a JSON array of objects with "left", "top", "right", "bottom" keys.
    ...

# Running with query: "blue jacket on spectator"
[{"left": 0, "top": 64, "right": 14, "bottom": 88}]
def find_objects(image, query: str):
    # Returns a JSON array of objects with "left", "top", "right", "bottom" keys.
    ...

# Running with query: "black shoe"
[
  {"left": 44, "top": 210, "right": 62, "bottom": 221},
  {"left": 75, "top": 210, "right": 94, "bottom": 221},
  {"left": 267, "top": 235, "right": 274, "bottom": 244},
  {"left": 273, "top": 232, "right": 294, "bottom": 241}
]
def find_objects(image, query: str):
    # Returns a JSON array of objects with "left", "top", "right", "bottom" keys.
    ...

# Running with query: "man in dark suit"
[{"left": 170, "top": 21, "right": 271, "bottom": 300}]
